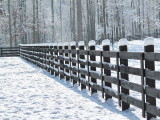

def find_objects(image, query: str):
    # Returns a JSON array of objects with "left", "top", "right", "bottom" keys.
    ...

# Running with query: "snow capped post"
[
  {"left": 78, "top": 41, "right": 86, "bottom": 90},
  {"left": 102, "top": 39, "right": 112, "bottom": 100},
  {"left": 70, "top": 41, "right": 77, "bottom": 85},
  {"left": 64, "top": 42, "right": 70, "bottom": 81},
  {"left": 119, "top": 38, "right": 130, "bottom": 111},
  {"left": 89, "top": 40, "right": 97, "bottom": 95},
  {"left": 144, "top": 37, "right": 156, "bottom": 120}
]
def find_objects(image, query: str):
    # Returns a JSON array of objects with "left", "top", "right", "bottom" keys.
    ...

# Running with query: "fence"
[
  {"left": 0, "top": 47, "right": 20, "bottom": 57},
  {"left": 19, "top": 39, "right": 160, "bottom": 120}
]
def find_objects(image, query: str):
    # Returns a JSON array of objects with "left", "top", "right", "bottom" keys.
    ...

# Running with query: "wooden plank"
[
  {"left": 103, "top": 87, "right": 118, "bottom": 98},
  {"left": 103, "top": 62, "right": 117, "bottom": 71},
  {"left": 144, "top": 52, "right": 160, "bottom": 61},
  {"left": 63, "top": 49, "right": 70, "bottom": 53},
  {"left": 71, "top": 58, "right": 78, "bottom": 63},
  {"left": 58, "top": 49, "right": 63, "bottom": 53},
  {"left": 119, "top": 52, "right": 142, "bottom": 60},
  {"left": 70, "top": 49, "right": 77, "bottom": 54},
  {"left": 120, "top": 79, "right": 143, "bottom": 93},
  {"left": 145, "top": 69, "right": 160, "bottom": 81},
  {"left": 1, "top": 47, "right": 19, "bottom": 49},
  {"left": 64, "top": 57, "right": 70, "bottom": 61},
  {"left": 89, "top": 50, "right": 101, "bottom": 56},
  {"left": 58, "top": 56, "right": 64, "bottom": 60},
  {"left": 63, "top": 64, "right": 70, "bottom": 70},
  {"left": 121, "top": 94, "right": 143, "bottom": 109},
  {"left": 59, "top": 71, "right": 64, "bottom": 76},
  {"left": 79, "top": 59, "right": 88, "bottom": 65},
  {"left": 146, "top": 103, "right": 160, "bottom": 116},
  {"left": 145, "top": 86, "right": 160, "bottom": 99},
  {"left": 2, "top": 49, "right": 19, "bottom": 52},
  {"left": 79, "top": 69, "right": 88, "bottom": 76},
  {"left": 71, "top": 75, "right": 79, "bottom": 82},
  {"left": 102, "top": 51, "right": 117, "bottom": 58},
  {"left": 89, "top": 61, "right": 101, "bottom": 68},
  {"left": 79, "top": 50, "right": 88, "bottom": 55},
  {"left": 103, "top": 76, "right": 118, "bottom": 85},
  {"left": 90, "top": 82, "right": 102, "bottom": 91},
  {"left": 119, "top": 66, "right": 141, "bottom": 76},
  {"left": 90, "top": 71, "right": 101, "bottom": 79},
  {"left": 80, "top": 78, "right": 89, "bottom": 86},
  {"left": 71, "top": 67, "right": 78, "bottom": 73}
]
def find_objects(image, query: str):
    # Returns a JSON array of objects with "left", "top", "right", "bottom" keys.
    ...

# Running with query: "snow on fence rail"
[
  {"left": 0, "top": 47, "right": 20, "bottom": 57},
  {"left": 19, "top": 38, "right": 160, "bottom": 120}
]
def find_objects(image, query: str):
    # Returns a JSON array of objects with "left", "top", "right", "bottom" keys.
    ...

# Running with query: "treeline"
[{"left": 0, "top": 0, "right": 160, "bottom": 47}]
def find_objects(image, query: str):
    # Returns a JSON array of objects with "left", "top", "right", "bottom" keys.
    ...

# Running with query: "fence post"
[
  {"left": 47, "top": 45, "right": 50, "bottom": 72},
  {"left": 119, "top": 38, "right": 130, "bottom": 111},
  {"left": 89, "top": 40, "right": 97, "bottom": 95},
  {"left": 144, "top": 37, "right": 156, "bottom": 120},
  {"left": 58, "top": 43, "right": 64, "bottom": 80},
  {"left": 102, "top": 39, "right": 112, "bottom": 100},
  {"left": 50, "top": 45, "right": 54, "bottom": 75},
  {"left": 70, "top": 41, "right": 77, "bottom": 85},
  {"left": 78, "top": 41, "right": 86, "bottom": 90},
  {"left": 1, "top": 48, "right": 2, "bottom": 57},
  {"left": 64, "top": 43, "right": 70, "bottom": 81},
  {"left": 54, "top": 44, "right": 59, "bottom": 77}
]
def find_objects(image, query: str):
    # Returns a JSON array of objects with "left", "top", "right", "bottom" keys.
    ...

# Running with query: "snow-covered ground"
[
  {"left": 0, "top": 57, "right": 147, "bottom": 120},
  {"left": 0, "top": 39, "right": 160, "bottom": 120}
]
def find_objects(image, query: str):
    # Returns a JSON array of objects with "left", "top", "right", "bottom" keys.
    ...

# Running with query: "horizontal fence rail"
[
  {"left": 19, "top": 39, "right": 160, "bottom": 120},
  {"left": 0, "top": 47, "right": 20, "bottom": 57}
]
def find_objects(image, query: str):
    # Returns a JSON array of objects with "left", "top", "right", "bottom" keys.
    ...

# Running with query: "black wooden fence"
[
  {"left": 19, "top": 43, "right": 160, "bottom": 120},
  {"left": 0, "top": 47, "right": 20, "bottom": 57}
]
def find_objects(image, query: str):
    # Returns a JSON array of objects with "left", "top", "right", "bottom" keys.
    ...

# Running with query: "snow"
[
  {"left": 118, "top": 38, "right": 128, "bottom": 46},
  {"left": 70, "top": 41, "right": 76, "bottom": 46},
  {"left": 20, "top": 43, "right": 56, "bottom": 47},
  {"left": 144, "top": 37, "right": 155, "bottom": 46},
  {"left": 88, "top": 40, "right": 96, "bottom": 46},
  {"left": 58, "top": 42, "right": 63, "bottom": 47},
  {"left": 78, "top": 41, "right": 85, "bottom": 46},
  {"left": 63, "top": 42, "right": 69, "bottom": 46},
  {"left": 0, "top": 57, "right": 147, "bottom": 120},
  {"left": 102, "top": 39, "right": 110, "bottom": 46}
]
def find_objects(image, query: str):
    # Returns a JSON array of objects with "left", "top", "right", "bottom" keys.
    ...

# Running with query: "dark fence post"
[
  {"left": 119, "top": 38, "right": 130, "bottom": 111},
  {"left": 64, "top": 43, "right": 70, "bottom": 81},
  {"left": 102, "top": 39, "right": 112, "bottom": 100},
  {"left": 59, "top": 43, "right": 64, "bottom": 80},
  {"left": 89, "top": 40, "right": 97, "bottom": 95},
  {"left": 78, "top": 41, "right": 86, "bottom": 90},
  {"left": 54, "top": 44, "right": 59, "bottom": 77},
  {"left": 47, "top": 45, "right": 50, "bottom": 72},
  {"left": 144, "top": 37, "right": 156, "bottom": 120},
  {"left": 44, "top": 46, "right": 47, "bottom": 70},
  {"left": 50, "top": 45, "right": 54, "bottom": 75},
  {"left": 140, "top": 52, "right": 145, "bottom": 118},
  {"left": 1, "top": 48, "right": 2, "bottom": 57},
  {"left": 70, "top": 41, "right": 77, "bottom": 85}
]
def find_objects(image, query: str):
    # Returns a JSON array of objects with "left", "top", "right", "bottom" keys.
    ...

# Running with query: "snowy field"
[
  {"left": 0, "top": 39, "right": 160, "bottom": 120},
  {"left": 0, "top": 57, "right": 147, "bottom": 120}
]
